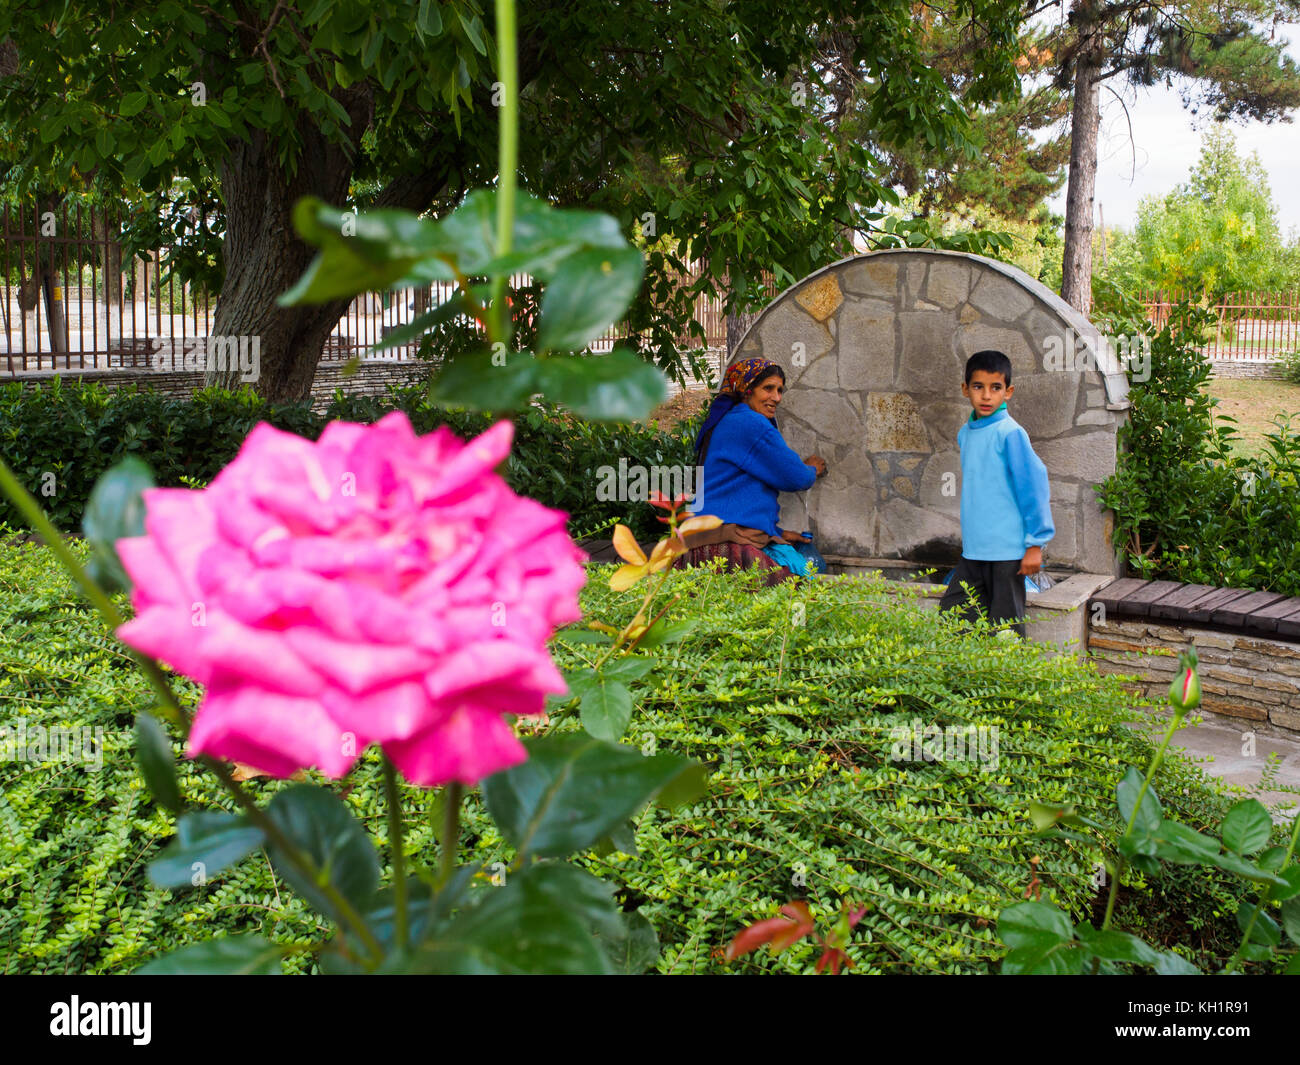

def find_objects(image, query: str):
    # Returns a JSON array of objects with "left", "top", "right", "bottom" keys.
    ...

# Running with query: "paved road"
[{"left": 1134, "top": 709, "right": 1300, "bottom": 823}]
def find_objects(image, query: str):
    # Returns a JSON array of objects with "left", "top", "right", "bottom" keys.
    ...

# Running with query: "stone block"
[
  {"left": 758, "top": 300, "right": 833, "bottom": 377},
  {"left": 840, "top": 259, "right": 898, "bottom": 300},
  {"left": 836, "top": 299, "right": 897, "bottom": 391},
  {"left": 1269, "top": 707, "right": 1300, "bottom": 732},
  {"left": 1076, "top": 410, "right": 1117, "bottom": 426},
  {"left": 876, "top": 496, "right": 961, "bottom": 560},
  {"left": 1202, "top": 697, "right": 1269, "bottom": 722},
  {"left": 920, "top": 400, "right": 971, "bottom": 453},
  {"left": 865, "top": 392, "right": 930, "bottom": 452},
  {"left": 794, "top": 274, "right": 844, "bottom": 321},
  {"left": 1035, "top": 433, "right": 1118, "bottom": 484},
  {"left": 924, "top": 261, "right": 971, "bottom": 306},
  {"left": 918, "top": 452, "right": 962, "bottom": 512},
  {"left": 1008, "top": 371, "right": 1080, "bottom": 441},
  {"left": 953, "top": 324, "right": 1035, "bottom": 378},
  {"left": 897, "top": 312, "right": 962, "bottom": 393},
  {"left": 968, "top": 272, "right": 1035, "bottom": 321},
  {"left": 902, "top": 261, "right": 928, "bottom": 302},
  {"left": 1047, "top": 505, "right": 1077, "bottom": 561},
  {"left": 779, "top": 387, "right": 861, "bottom": 439},
  {"left": 794, "top": 352, "right": 841, "bottom": 390}
]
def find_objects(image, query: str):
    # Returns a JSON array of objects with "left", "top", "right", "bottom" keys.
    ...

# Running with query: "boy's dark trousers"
[{"left": 938, "top": 557, "right": 1026, "bottom": 637}]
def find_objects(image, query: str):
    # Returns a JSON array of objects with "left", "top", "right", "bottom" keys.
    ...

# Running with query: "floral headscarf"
[{"left": 694, "top": 357, "right": 783, "bottom": 459}]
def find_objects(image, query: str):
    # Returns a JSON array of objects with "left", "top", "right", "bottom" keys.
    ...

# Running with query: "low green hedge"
[
  {"left": 0, "top": 534, "right": 1269, "bottom": 974},
  {"left": 0, "top": 378, "right": 697, "bottom": 541}
]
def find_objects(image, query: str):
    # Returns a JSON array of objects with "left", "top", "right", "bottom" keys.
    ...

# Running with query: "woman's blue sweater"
[{"left": 692, "top": 405, "right": 816, "bottom": 537}]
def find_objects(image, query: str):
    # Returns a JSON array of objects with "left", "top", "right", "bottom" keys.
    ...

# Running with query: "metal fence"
[
  {"left": 1139, "top": 290, "right": 1300, "bottom": 362},
  {"left": 1, "top": 202, "right": 750, "bottom": 376}
]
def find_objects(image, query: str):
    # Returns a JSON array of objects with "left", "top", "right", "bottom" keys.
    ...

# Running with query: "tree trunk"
[
  {"left": 726, "top": 308, "right": 758, "bottom": 358},
  {"left": 205, "top": 122, "right": 357, "bottom": 400},
  {"left": 1060, "top": 17, "right": 1102, "bottom": 313}
]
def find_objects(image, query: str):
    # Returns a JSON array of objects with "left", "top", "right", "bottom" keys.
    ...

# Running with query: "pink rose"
[{"left": 115, "top": 412, "right": 586, "bottom": 787}]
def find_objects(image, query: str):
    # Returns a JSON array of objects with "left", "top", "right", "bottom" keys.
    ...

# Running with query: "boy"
[{"left": 939, "top": 350, "right": 1054, "bottom": 638}]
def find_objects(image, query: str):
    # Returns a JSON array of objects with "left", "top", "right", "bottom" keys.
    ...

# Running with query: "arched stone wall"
[{"left": 732, "top": 249, "right": 1129, "bottom": 575}]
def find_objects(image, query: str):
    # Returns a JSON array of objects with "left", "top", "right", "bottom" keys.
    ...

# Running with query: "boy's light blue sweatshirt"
[
  {"left": 693, "top": 405, "right": 816, "bottom": 537},
  {"left": 957, "top": 403, "right": 1054, "bottom": 561}
]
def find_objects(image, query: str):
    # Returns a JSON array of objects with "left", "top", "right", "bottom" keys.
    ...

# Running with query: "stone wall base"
[
  {"left": 1210, "top": 360, "right": 1284, "bottom": 380},
  {"left": 2, "top": 360, "right": 428, "bottom": 411},
  {"left": 1088, "top": 616, "right": 1300, "bottom": 739}
]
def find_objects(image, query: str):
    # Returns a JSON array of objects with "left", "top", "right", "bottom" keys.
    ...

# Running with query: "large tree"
[
  {"left": 0, "top": 0, "right": 1026, "bottom": 400},
  {"left": 1046, "top": 0, "right": 1300, "bottom": 312}
]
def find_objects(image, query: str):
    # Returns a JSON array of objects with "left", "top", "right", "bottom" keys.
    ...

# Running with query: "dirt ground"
[
  {"left": 644, "top": 389, "right": 712, "bottom": 431},
  {"left": 1203, "top": 377, "right": 1300, "bottom": 458}
]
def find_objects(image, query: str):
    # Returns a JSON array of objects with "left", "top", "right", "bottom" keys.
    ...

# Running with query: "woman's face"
[{"left": 744, "top": 373, "right": 785, "bottom": 418}]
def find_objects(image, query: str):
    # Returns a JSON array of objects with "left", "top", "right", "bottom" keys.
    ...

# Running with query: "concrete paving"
[{"left": 1131, "top": 709, "right": 1300, "bottom": 823}]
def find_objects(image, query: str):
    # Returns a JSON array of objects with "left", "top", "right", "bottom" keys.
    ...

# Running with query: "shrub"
[
  {"left": 0, "top": 380, "right": 696, "bottom": 541},
  {"left": 1, "top": 536, "right": 1259, "bottom": 974},
  {"left": 1096, "top": 298, "right": 1300, "bottom": 595}
]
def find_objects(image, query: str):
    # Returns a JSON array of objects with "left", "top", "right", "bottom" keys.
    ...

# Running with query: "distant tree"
[
  {"left": 1107, "top": 127, "right": 1297, "bottom": 297},
  {"left": 1049, "top": 0, "right": 1300, "bottom": 313}
]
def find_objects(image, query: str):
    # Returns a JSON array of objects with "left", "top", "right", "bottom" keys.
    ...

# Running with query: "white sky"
[{"left": 1045, "top": 22, "right": 1300, "bottom": 237}]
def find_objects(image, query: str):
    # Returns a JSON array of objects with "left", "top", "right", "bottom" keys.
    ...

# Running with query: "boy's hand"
[
  {"left": 1018, "top": 546, "right": 1043, "bottom": 576},
  {"left": 781, "top": 529, "right": 812, "bottom": 544}
]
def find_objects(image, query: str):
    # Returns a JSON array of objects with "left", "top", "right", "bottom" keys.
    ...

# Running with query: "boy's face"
[{"left": 962, "top": 369, "right": 1013, "bottom": 418}]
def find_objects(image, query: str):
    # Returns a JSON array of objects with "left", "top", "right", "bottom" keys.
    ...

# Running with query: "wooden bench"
[{"left": 1088, "top": 578, "right": 1300, "bottom": 640}]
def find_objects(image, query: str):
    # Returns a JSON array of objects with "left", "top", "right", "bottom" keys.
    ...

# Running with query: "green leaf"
[
  {"left": 632, "top": 619, "right": 697, "bottom": 648},
  {"left": 414, "top": 863, "right": 619, "bottom": 974},
  {"left": 575, "top": 674, "right": 633, "bottom": 743},
  {"left": 119, "top": 92, "right": 149, "bottom": 117},
  {"left": 281, "top": 197, "right": 452, "bottom": 304},
  {"left": 1152, "top": 951, "right": 1201, "bottom": 975},
  {"left": 1116, "top": 766, "right": 1163, "bottom": 837},
  {"left": 134, "top": 711, "right": 182, "bottom": 814},
  {"left": 1074, "top": 924, "right": 1164, "bottom": 966},
  {"left": 265, "top": 785, "right": 381, "bottom": 921},
  {"left": 1002, "top": 940, "right": 1087, "bottom": 975},
  {"left": 1220, "top": 799, "right": 1273, "bottom": 856},
  {"left": 1148, "top": 820, "right": 1222, "bottom": 864},
  {"left": 601, "top": 657, "right": 657, "bottom": 683},
  {"left": 135, "top": 934, "right": 285, "bottom": 975},
  {"left": 1236, "top": 902, "right": 1282, "bottom": 947},
  {"left": 1284, "top": 951, "right": 1300, "bottom": 974},
  {"left": 592, "top": 819, "right": 639, "bottom": 858},
  {"left": 431, "top": 350, "right": 539, "bottom": 411},
  {"left": 81, "top": 455, "right": 155, "bottom": 593},
  {"left": 1206, "top": 850, "right": 1291, "bottom": 888},
  {"left": 1283, "top": 897, "right": 1300, "bottom": 943},
  {"left": 148, "top": 811, "right": 265, "bottom": 889},
  {"left": 528, "top": 350, "right": 668, "bottom": 422},
  {"left": 596, "top": 910, "right": 660, "bottom": 973},
  {"left": 1028, "top": 801, "right": 1083, "bottom": 831},
  {"left": 1272, "top": 866, "right": 1300, "bottom": 902},
  {"left": 416, "top": 0, "right": 443, "bottom": 36},
  {"left": 537, "top": 245, "right": 643, "bottom": 352},
  {"left": 481, "top": 733, "right": 707, "bottom": 860},
  {"left": 1259, "top": 846, "right": 1288, "bottom": 872},
  {"left": 997, "top": 901, "right": 1075, "bottom": 953},
  {"left": 459, "top": 10, "right": 487, "bottom": 55}
]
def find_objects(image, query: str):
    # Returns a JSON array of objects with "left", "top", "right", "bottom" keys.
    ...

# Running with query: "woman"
[{"left": 679, "top": 357, "right": 828, "bottom": 583}]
